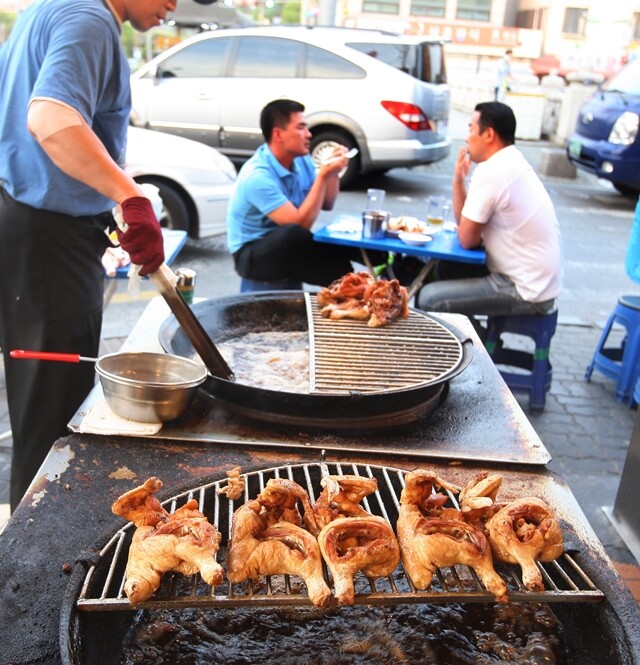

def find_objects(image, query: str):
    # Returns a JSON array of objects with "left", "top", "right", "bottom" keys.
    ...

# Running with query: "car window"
[
  {"left": 232, "top": 37, "right": 301, "bottom": 78},
  {"left": 603, "top": 59, "right": 640, "bottom": 95},
  {"left": 157, "top": 38, "right": 231, "bottom": 78},
  {"left": 347, "top": 41, "right": 446, "bottom": 84},
  {"left": 305, "top": 45, "right": 365, "bottom": 79}
]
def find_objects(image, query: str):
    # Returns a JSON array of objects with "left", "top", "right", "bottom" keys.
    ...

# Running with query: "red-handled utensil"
[{"left": 10, "top": 350, "right": 98, "bottom": 363}]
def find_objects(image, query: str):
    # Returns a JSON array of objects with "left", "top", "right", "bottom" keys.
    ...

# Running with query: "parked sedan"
[{"left": 125, "top": 126, "right": 236, "bottom": 238}]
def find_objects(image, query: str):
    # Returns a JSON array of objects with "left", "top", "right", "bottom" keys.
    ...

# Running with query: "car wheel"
[
  {"left": 137, "top": 178, "right": 191, "bottom": 235},
  {"left": 311, "top": 131, "right": 359, "bottom": 189}
]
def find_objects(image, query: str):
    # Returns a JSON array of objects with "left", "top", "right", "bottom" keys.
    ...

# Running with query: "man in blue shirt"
[
  {"left": 227, "top": 99, "right": 366, "bottom": 286},
  {"left": 0, "top": 0, "right": 214, "bottom": 511}
]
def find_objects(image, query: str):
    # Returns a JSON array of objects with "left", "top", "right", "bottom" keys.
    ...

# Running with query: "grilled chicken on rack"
[
  {"left": 486, "top": 497, "right": 564, "bottom": 591},
  {"left": 365, "top": 278, "right": 409, "bottom": 328},
  {"left": 316, "top": 271, "right": 408, "bottom": 327},
  {"left": 112, "top": 477, "right": 224, "bottom": 604},
  {"left": 397, "top": 470, "right": 509, "bottom": 603},
  {"left": 305, "top": 475, "right": 378, "bottom": 536},
  {"left": 317, "top": 271, "right": 374, "bottom": 306},
  {"left": 318, "top": 515, "right": 400, "bottom": 605},
  {"left": 307, "top": 474, "right": 400, "bottom": 605},
  {"left": 227, "top": 478, "right": 331, "bottom": 608}
]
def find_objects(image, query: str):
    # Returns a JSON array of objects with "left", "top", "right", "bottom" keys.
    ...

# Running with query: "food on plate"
[
  {"left": 112, "top": 477, "right": 224, "bottom": 604},
  {"left": 318, "top": 515, "right": 400, "bottom": 606},
  {"left": 396, "top": 469, "right": 509, "bottom": 603},
  {"left": 217, "top": 465, "right": 245, "bottom": 500},
  {"left": 227, "top": 478, "right": 331, "bottom": 608},
  {"left": 486, "top": 497, "right": 564, "bottom": 591},
  {"left": 317, "top": 272, "right": 409, "bottom": 327},
  {"left": 388, "top": 215, "right": 426, "bottom": 233}
]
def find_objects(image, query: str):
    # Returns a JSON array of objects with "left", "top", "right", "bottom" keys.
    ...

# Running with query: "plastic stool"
[
  {"left": 240, "top": 277, "right": 302, "bottom": 293},
  {"left": 484, "top": 310, "right": 558, "bottom": 411},
  {"left": 633, "top": 373, "right": 640, "bottom": 407},
  {"left": 585, "top": 295, "right": 640, "bottom": 405}
]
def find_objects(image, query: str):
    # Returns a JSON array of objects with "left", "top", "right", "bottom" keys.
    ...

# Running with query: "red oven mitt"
[{"left": 116, "top": 196, "right": 165, "bottom": 276}]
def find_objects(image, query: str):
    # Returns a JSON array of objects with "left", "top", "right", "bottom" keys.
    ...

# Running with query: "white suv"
[{"left": 130, "top": 26, "right": 451, "bottom": 187}]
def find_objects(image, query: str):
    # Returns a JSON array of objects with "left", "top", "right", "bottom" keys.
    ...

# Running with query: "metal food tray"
[{"left": 75, "top": 462, "right": 604, "bottom": 611}]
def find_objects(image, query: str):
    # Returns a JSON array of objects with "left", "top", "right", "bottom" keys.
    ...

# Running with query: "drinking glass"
[
  {"left": 427, "top": 195, "right": 445, "bottom": 226},
  {"left": 366, "top": 188, "right": 386, "bottom": 210}
]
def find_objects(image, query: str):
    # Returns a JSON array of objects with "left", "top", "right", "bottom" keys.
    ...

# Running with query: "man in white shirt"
[{"left": 418, "top": 101, "right": 563, "bottom": 318}]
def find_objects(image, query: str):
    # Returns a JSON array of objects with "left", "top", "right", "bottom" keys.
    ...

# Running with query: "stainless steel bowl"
[{"left": 95, "top": 352, "right": 207, "bottom": 423}]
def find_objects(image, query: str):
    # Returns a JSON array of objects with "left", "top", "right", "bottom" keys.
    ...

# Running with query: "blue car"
[{"left": 567, "top": 58, "right": 640, "bottom": 195}]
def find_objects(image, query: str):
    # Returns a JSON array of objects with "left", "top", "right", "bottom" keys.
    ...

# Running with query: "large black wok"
[{"left": 158, "top": 291, "right": 473, "bottom": 428}]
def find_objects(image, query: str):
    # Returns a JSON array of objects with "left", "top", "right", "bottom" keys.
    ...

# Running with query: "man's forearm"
[
  {"left": 32, "top": 122, "right": 141, "bottom": 205},
  {"left": 452, "top": 176, "right": 466, "bottom": 224}
]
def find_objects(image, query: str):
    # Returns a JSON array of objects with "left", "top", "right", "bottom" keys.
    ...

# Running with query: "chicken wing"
[
  {"left": 487, "top": 497, "right": 564, "bottom": 591},
  {"left": 318, "top": 515, "right": 400, "bottom": 605},
  {"left": 227, "top": 478, "right": 331, "bottom": 608},
  {"left": 364, "top": 278, "right": 409, "bottom": 327},
  {"left": 112, "top": 478, "right": 223, "bottom": 604}
]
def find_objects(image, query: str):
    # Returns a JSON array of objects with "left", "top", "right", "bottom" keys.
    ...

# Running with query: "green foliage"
[
  {"left": 0, "top": 11, "right": 17, "bottom": 43},
  {"left": 281, "top": 1, "right": 301, "bottom": 24}
]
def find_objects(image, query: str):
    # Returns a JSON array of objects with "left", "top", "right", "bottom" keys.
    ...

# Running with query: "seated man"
[
  {"left": 418, "top": 101, "right": 563, "bottom": 318},
  {"left": 227, "top": 98, "right": 369, "bottom": 287}
]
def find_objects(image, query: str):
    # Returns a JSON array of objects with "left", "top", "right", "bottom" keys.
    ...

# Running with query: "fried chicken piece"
[
  {"left": 318, "top": 515, "right": 400, "bottom": 605},
  {"left": 217, "top": 466, "right": 245, "bottom": 500},
  {"left": 306, "top": 475, "right": 378, "bottom": 536},
  {"left": 317, "top": 271, "right": 375, "bottom": 306},
  {"left": 397, "top": 469, "right": 508, "bottom": 603},
  {"left": 364, "top": 278, "right": 409, "bottom": 328},
  {"left": 487, "top": 497, "right": 564, "bottom": 592},
  {"left": 112, "top": 477, "right": 223, "bottom": 604},
  {"left": 320, "top": 298, "right": 370, "bottom": 321},
  {"left": 227, "top": 478, "right": 331, "bottom": 608},
  {"left": 458, "top": 472, "right": 505, "bottom": 529}
]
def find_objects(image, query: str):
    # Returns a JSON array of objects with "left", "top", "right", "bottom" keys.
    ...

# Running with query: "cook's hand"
[
  {"left": 116, "top": 196, "right": 165, "bottom": 276},
  {"left": 454, "top": 146, "right": 471, "bottom": 183}
]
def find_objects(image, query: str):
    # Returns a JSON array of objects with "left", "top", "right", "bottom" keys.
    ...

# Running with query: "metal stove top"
[{"left": 69, "top": 298, "right": 551, "bottom": 466}]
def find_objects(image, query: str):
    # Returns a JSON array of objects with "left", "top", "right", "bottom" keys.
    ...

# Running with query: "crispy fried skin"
[
  {"left": 318, "top": 515, "right": 400, "bottom": 606},
  {"left": 317, "top": 272, "right": 408, "bottom": 327},
  {"left": 112, "top": 478, "right": 223, "bottom": 604},
  {"left": 487, "top": 497, "right": 564, "bottom": 591},
  {"left": 227, "top": 478, "right": 331, "bottom": 608},
  {"left": 397, "top": 469, "right": 508, "bottom": 603}
]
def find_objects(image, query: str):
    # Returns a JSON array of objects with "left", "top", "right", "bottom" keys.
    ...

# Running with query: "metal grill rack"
[
  {"left": 76, "top": 462, "right": 604, "bottom": 612},
  {"left": 305, "top": 293, "right": 464, "bottom": 394}
]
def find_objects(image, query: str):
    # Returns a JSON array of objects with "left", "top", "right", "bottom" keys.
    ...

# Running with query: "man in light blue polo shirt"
[{"left": 227, "top": 99, "right": 363, "bottom": 286}]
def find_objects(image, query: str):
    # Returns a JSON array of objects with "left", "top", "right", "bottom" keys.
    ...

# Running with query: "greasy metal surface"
[
  {"left": 0, "top": 437, "right": 637, "bottom": 664},
  {"left": 306, "top": 294, "right": 464, "bottom": 393},
  {"left": 69, "top": 302, "right": 552, "bottom": 466},
  {"left": 75, "top": 461, "right": 603, "bottom": 612}
]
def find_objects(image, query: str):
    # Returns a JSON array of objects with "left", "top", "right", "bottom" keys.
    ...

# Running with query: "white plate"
[
  {"left": 398, "top": 232, "right": 432, "bottom": 246},
  {"left": 423, "top": 225, "right": 443, "bottom": 236}
]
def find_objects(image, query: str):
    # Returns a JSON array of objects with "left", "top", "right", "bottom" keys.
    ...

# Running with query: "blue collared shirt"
[{"left": 226, "top": 143, "right": 316, "bottom": 254}]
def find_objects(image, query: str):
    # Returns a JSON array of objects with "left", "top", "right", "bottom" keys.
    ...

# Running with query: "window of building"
[
  {"left": 456, "top": 0, "right": 490, "bottom": 22},
  {"left": 562, "top": 7, "right": 587, "bottom": 35},
  {"left": 362, "top": 0, "right": 400, "bottom": 15},
  {"left": 410, "top": 0, "right": 446, "bottom": 18},
  {"left": 633, "top": 13, "right": 640, "bottom": 41},
  {"left": 516, "top": 8, "right": 546, "bottom": 30}
]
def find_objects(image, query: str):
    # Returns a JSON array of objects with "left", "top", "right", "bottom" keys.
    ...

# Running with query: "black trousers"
[
  {"left": 233, "top": 224, "right": 386, "bottom": 287},
  {"left": 0, "top": 188, "right": 110, "bottom": 510}
]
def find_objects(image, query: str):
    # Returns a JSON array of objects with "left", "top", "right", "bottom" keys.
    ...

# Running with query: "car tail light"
[{"left": 381, "top": 101, "right": 434, "bottom": 131}]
